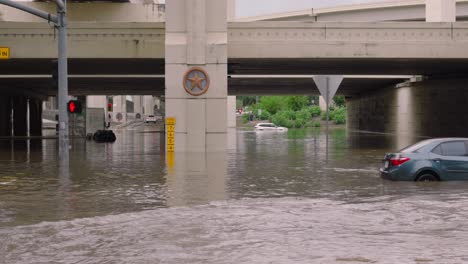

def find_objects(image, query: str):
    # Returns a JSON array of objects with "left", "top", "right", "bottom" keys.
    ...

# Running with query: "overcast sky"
[{"left": 235, "top": 0, "right": 388, "bottom": 18}]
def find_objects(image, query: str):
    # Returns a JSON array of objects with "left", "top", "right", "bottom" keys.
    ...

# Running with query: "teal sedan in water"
[{"left": 380, "top": 138, "right": 468, "bottom": 181}]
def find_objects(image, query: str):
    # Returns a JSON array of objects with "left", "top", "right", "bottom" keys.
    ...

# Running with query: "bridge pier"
[
  {"left": 165, "top": 0, "right": 228, "bottom": 152},
  {"left": 29, "top": 98, "right": 42, "bottom": 137},
  {"left": 347, "top": 78, "right": 468, "bottom": 141},
  {"left": 426, "top": 0, "right": 456, "bottom": 22},
  {"left": 12, "top": 96, "right": 28, "bottom": 137},
  {"left": 227, "top": 96, "right": 237, "bottom": 128},
  {"left": 0, "top": 96, "right": 12, "bottom": 137}
]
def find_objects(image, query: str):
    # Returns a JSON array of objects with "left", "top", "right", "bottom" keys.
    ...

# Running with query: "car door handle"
[{"left": 432, "top": 158, "right": 442, "bottom": 162}]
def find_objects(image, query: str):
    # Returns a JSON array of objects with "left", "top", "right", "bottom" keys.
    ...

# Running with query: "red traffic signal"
[
  {"left": 107, "top": 102, "right": 113, "bottom": 112},
  {"left": 67, "top": 100, "right": 82, "bottom": 114}
]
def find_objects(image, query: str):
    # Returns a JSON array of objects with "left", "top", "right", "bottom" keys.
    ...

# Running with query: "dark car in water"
[{"left": 380, "top": 138, "right": 468, "bottom": 181}]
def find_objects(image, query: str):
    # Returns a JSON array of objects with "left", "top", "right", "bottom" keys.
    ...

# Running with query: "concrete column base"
[
  {"left": 29, "top": 98, "right": 42, "bottom": 136},
  {"left": 0, "top": 96, "right": 12, "bottom": 137},
  {"left": 227, "top": 96, "right": 237, "bottom": 128},
  {"left": 13, "top": 96, "right": 28, "bottom": 137}
]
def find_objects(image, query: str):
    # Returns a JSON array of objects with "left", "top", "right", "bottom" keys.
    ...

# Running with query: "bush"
[
  {"left": 294, "top": 119, "right": 307, "bottom": 128},
  {"left": 242, "top": 113, "right": 250, "bottom": 123},
  {"left": 296, "top": 109, "right": 311, "bottom": 120},
  {"left": 312, "top": 120, "right": 321, "bottom": 127},
  {"left": 333, "top": 107, "right": 346, "bottom": 124},
  {"left": 286, "top": 96, "right": 309, "bottom": 111},
  {"left": 308, "top": 105, "right": 322, "bottom": 117},
  {"left": 321, "top": 111, "right": 328, "bottom": 121},
  {"left": 333, "top": 95, "right": 346, "bottom": 108},
  {"left": 272, "top": 111, "right": 294, "bottom": 128},
  {"left": 283, "top": 110, "right": 296, "bottom": 120},
  {"left": 258, "top": 110, "right": 271, "bottom": 121},
  {"left": 259, "top": 96, "right": 286, "bottom": 115},
  {"left": 320, "top": 107, "right": 347, "bottom": 125}
]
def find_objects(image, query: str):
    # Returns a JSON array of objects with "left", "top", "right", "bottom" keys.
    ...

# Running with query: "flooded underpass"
[{"left": 1, "top": 127, "right": 468, "bottom": 263}]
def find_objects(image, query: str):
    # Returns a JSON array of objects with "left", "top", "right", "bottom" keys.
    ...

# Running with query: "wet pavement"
[{"left": 1, "top": 125, "right": 468, "bottom": 263}]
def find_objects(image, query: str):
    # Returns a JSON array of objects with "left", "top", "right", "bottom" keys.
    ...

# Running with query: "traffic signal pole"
[
  {"left": 0, "top": 0, "right": 69, "bottom": 159},
  {"left": 57, "top": 1, "right": 69, "bottom": 159}
]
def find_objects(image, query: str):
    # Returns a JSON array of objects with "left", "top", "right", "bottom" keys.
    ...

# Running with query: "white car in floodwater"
[{"left": 254, "top": 123, "right": 288, "bottom": 132}]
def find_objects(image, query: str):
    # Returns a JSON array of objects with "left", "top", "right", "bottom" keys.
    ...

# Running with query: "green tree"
[
  {"left": 259, "top": 96, "right": 286, "bottom": 115},
  {"left": 238, "top": 96, "right": 257, "bottom": 107},
  {"left": 286, "top": 96, "right": 309, "bottom": 111}
]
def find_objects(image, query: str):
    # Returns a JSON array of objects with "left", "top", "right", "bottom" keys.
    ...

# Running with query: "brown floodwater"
[{"left": 1, "top": 125, "right": 468, "bottom": 263}]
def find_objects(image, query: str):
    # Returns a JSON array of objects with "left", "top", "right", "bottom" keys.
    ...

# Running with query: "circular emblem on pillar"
[{"left": 183, "top": 67, "right": 210, "bottom": 96}]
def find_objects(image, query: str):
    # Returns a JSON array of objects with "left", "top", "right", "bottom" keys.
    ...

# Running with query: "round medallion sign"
[{"left": 183, "top": 67, "right": 210, "bottom": 96}]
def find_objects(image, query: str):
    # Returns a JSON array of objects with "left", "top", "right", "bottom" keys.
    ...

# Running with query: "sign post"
[{"left": 313, "top": 75, "right": 344, "bottom": 161}]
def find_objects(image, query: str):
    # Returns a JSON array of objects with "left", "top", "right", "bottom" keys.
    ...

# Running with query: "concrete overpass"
[
  {"left": 1, "top": 21, "right": 468, "bottom": 97},
  {"left": 1, "top": 0, "right": 468, "bottom": 151}
]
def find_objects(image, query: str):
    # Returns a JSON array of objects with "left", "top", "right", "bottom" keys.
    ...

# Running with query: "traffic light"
[
  {"left": 67, "top": 100, "right": 82, "bottom": 114},
  {"left": 107, "top": 97, "right": 113, "bottom": 112}
]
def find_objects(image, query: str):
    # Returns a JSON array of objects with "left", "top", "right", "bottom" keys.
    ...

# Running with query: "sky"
[{"left": 235, "top": 0, "right": 388, "bottom": 18}]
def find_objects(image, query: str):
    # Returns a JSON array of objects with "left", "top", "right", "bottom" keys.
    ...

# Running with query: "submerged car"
[
  {"left": 254, "top": 123, "right": 288, "bottom": 131},
  {"left": 144, "top": 115, "right": 158, "bottom": 123},
  {"left": 380, "top": 138, "right": 468, "bottom": 181}
]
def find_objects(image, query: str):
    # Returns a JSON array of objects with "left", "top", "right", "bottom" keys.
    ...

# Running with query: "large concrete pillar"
[
  {"left": 29, "top": 98, "right": 42, "bottom": 136},
  {"left": 143, "top": 95, "right": 155, "bottom": 115},
  {"left": 12, "top": 96, "right": 28, "bottom": 137},
  {"left": 87, "top": 95, "right": 106, "bottom": 109},
  {"left": 227, "top": 96, "right": 237, "bottom": 128},
  {"left": 133, "top": 96, "right": 143, "bottom": 116},
  {"left": 113, "top": 95, "right": 127, "bottom": 123},
  {"left": 426, "top": 0, "right": 456, "bottom": 22},
  {"left": 0, "top": 96, "right": 12, "bottom": 137},
  {"left": 165, "top": 0, "right": 228, "bottom": 152},
  {"left": 319, "top": 96, "right": 327, "bottom": 111},
  {"left": 227, "top": 0, "right": 236, "bottom": 21}
]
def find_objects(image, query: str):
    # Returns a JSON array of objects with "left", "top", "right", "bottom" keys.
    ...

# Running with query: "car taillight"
[{"left": 390, "top": 157, "right": 410, "bottom": 166}]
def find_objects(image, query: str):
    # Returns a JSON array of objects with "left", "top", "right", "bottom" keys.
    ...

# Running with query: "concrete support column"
[
  {"left": 165, "top": 0, "right": 228, "bottom": 152},
  {"left": 227, "top": 96, "right": 236, "bottom": 128},
  {"left": 12, "top": 96, "right": 28, "bottom": 137},
  {"left": 87, "top": 95, "right": 106, "bottom": 109},
  {"left": 29, "top": 98, "right": 43, "bottom": 136},
  {"left": 426, "top": 0, "right": 456, "bottom": 22},
  {"left": 133, "top": 96, "right": 143, "bottom": 116},
  {"left": 0, "top": 96, "right": 12, "bottom": 137},
  {"left": 143, "top": 95, "right": 155, "bottom": 115},
  {"left": 113, "top": 95, "right": 127, "bottom": 123},
  {"left": 319, "top": 96, "right": 327, "bottom": 111},
  {"left": 227, "top": 0, "right": 236, "bottom": 21}
]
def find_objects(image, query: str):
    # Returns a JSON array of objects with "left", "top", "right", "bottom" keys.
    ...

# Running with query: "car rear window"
[
  {"left": 399, "top": 139, "right": 432, "bottom": 153},
  {"left": 432, "top": 145, "right": 443, "bottom": 155}
]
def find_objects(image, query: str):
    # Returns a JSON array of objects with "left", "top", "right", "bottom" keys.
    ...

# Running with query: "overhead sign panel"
[{"left": 0, "top": 47, "right": 10, "bottom": 59}]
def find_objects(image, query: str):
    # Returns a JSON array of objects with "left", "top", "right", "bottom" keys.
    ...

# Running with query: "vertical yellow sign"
[
  {"left": 0, "top": 47, "right": 10, "bottom": 60},
  {"left": 166, "top": 117, "right": 176, "bottom": 170},
  {"left": 166, "top": 117, "right": 176, "bottom": 153}
]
